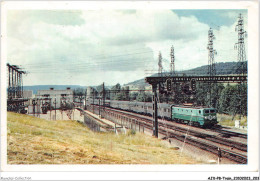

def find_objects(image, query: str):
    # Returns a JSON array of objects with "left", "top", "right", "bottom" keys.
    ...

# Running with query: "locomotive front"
[
  {"left": 202, "top": 108, "right": 218, "bottom": 127},
  {"left": 171, "top": 105, "right": 218, "bottom": 128}
]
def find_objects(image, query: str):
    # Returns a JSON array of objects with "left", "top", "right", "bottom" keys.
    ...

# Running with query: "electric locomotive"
[{"left": 171, "top": 105, "right": 218, "bottom": 127}]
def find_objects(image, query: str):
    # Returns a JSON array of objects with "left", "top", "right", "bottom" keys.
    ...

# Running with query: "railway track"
[
  {"left": 209, "top": 127, "right": 247, "bottom": 139},
  {"left": 100, "top": 105, "right": 247, "bottom": 151},
  {"left": 87, "top": 105, "right": 247, "bottom": 164},
  {"left": 159, "top": 123, "right": 247, "bottom": 152},
  {"left": 96, "top": 104, "right": 248, "bottom": 139},
  {"left": 158, "top": 128, "right": 247, "bottom": 164}
]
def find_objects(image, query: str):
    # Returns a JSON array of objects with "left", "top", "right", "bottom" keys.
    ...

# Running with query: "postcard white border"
[{"left": 0, "top": 0, "right": 259, "bottom": 177}]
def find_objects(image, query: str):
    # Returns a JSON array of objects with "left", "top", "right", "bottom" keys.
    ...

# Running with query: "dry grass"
[
  {"left": 217, "top": 114, "right": 247, "bottom": 127},
  {"left": 7, "top": 112, "right": 201, "bottom": 164}
]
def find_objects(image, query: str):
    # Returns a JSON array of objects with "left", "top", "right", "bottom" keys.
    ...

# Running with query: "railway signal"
[
  {"left": 191, "top": 79, "right": 196, "bottom": 92},
  {"left": 166, "top": 79, "right": 172, "bottom": 92},
  {"left": 145, "top": 75, "right": 247, "bottom": 138}
]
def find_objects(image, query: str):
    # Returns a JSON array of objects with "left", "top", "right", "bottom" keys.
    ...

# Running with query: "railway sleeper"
[
  {"left": 158, "top": 121, "right": 247, "bottom": 152},
  {"left": 169, "top": 132, "right": 246, "bottom": 164},
  {"left": 102, "top": 107, "right": 247, "bottom": 164}
]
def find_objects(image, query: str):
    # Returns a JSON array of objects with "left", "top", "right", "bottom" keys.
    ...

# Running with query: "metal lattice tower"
[
  {"left": 158, "top": 51, "right": 163, "bottom": 76},
  {"left": 207, "top": 28, "right": 217, "bottom": 107},
  {"left": 207, "top": 28, "right": 217, "bottom": 76},
  {"left": 170, "top": 46, "right": 175, "bottom": 75},
  {"left": 235, "top": 13, "right": 247, "bottom": 75},
  {"left": 235, "top": 13, "right": 247, "bottom": 119}
]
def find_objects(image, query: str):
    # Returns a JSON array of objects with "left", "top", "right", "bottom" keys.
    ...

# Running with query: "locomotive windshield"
[{"left": 205, "top": 109, "right": 216, "bottom": 114}]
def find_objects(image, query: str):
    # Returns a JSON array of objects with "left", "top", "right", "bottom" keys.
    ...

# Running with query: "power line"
[{"left": 22, "top": 50, "right": 153, "bottom": 67}]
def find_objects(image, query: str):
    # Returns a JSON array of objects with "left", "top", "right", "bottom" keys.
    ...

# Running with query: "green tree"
[
  {"left": 123, "top": 86, "right": 130, "bottom": 101},
  {"left": 218, "top": 83, "right": 247, "bottom": 117},
  {"left": 136, "top": 85, "right": 152, "bottom": 102},
  {"left": 73, "top": 88, "right": 85, "bottom": 96},
  {"left": 110, "top": 83, "right": 121, "bottom": 100},
  {"left": 130, "top": 92, "right": 138, "bottom": 101},
  {"left": 195, "top": 83, "right": 224, "bottom": 108}
]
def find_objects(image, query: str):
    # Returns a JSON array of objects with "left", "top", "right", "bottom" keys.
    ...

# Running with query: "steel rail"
[
  {"left": 210, "top": 127, "right": 247, "bottom": 139},
  {"left": 99, "top": 105, "right": 247, "bottom": 152},
  {"left": 91, "top": 105, "right": 247, "bottom": 164}
]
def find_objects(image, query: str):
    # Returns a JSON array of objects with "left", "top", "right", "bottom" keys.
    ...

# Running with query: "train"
[
  {"left": 87, "top": 99, "right": 218, "bottom": 128},
  {"left": 171, "top": 105, "right": 217, "bottom": 127}
]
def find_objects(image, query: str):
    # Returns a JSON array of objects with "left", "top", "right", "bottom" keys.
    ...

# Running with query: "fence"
[
  {"left": 84, "top": 114, "right": 101, "bottom": 132},
  {"left": 86, "top": 105, "right": 145, "bottom": 133}
]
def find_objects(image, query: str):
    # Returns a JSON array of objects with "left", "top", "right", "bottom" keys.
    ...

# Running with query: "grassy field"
[
  {"left": 7, "top": 112, "right": 202, "bottom": 164},
  {"left": 217, "top": 113, "right": 247, "bottom": 127}
]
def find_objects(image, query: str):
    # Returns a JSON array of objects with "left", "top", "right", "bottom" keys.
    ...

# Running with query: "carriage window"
[
  {"left": 199, "top": 111, "right": 201, "bottom": 114},
  {"left": 210, "top": 110, "right": 216, "bottom": 113},
  {"left": 205, "top": 110, "right": 209, "bottom": 113}
]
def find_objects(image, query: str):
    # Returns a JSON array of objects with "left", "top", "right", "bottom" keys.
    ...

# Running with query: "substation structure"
[
  {"left": 7, "top": 63, "right": 27, "bottom": 113},
  {"left": 145, "top": 75, "right": 247, "bottom": 138}
]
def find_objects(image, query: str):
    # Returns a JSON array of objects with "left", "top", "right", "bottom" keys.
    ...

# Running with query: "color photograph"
[{"left": 1, "top": 1, "right": 259, "bottom": 181}]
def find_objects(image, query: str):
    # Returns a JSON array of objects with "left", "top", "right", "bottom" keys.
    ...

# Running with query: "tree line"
[{"left": 73, "top": 82, "right": 247, "bottom": 117}]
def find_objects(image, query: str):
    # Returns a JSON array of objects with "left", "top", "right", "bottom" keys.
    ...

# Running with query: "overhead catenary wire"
[
  {"left": 22, "top": 50, "right": 154, "bottom": 67},
  {"left": 155, "top": 92, "right": 170, "bottom": 139},
  {"left": 17, "top": 45, "right": 244, "bottom": 74},
  {"left": 21, "top": 44, "right": 180, "bottom": 68}
]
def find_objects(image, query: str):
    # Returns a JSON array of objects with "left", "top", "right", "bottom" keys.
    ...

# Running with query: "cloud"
[
  {"left": 214, "top": 15, "right": 248, "bottom": 63},
  {"left": 8, "top": 10, "right": 85, "bottom": 26},
  {"left": 6, "top": 9, "right": 247, "bottom": 86},
  {"left": 174, "top": 9, "right": 247, "bottom": 28}
]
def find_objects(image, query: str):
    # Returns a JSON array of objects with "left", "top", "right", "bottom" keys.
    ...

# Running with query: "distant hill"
[
  {"left": 24, "top": 62, "right": 246, "bottom": 93},
  {"left": 23, "top": 85, "right": 86, "bottom": 94},
  {"left": 124, "top": 61, "right": 247, "bottom": 88},
  {"left": 177, "top": 61, "right": 247, "bottom": 76}
]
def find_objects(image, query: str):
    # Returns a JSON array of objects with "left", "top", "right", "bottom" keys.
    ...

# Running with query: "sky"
[{"left": 6, "top": 9, "right": 248, "bottom": 86}]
